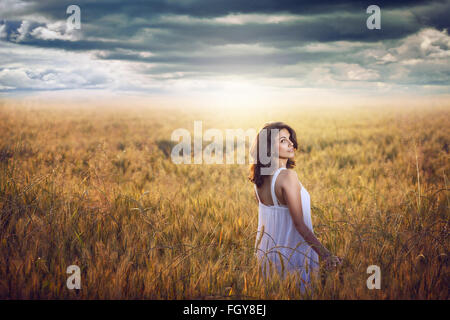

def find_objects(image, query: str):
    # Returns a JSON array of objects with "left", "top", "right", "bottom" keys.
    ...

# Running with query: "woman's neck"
[{"left": 278, "top": 158, "right": 288, "bottom": 169}]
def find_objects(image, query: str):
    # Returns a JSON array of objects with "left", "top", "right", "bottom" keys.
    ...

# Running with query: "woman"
[{"left": 249, "top": 121, "right": 341, "bottom": 292}]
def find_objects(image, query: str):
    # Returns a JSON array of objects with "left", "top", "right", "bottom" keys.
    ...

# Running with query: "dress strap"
[
  {"left": 254, "top": 184, "right": 261, "bottom": 203},
  {"left": 271, "top": 167, "right": 286, "bottom": 207}
]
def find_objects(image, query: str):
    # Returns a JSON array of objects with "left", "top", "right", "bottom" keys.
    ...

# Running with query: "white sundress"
[{"left": 254, "top": 167, "right": 319, "bottom": 293}]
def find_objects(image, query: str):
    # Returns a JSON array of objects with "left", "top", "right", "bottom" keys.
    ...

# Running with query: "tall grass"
[{"left": 0, "top": 101, "right": 448, "bottom": 299}]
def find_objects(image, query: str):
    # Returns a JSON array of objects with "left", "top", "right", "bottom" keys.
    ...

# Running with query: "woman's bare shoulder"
[{"left": 277, "top": 169, "right": 299, "bottom": 187}]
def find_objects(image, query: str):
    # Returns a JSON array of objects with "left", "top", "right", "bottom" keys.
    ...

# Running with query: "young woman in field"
[{"left": 249, "top": 121, "right": 342, "bottom": 292}]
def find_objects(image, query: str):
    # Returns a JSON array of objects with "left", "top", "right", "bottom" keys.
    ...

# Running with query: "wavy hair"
[{"left": 248, "top": 122, "right": 297, "bottom": 187}]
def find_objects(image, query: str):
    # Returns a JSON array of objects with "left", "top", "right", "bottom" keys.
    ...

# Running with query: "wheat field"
[{"left": 0, "top": 99, "right": 448, "bottom": 299}]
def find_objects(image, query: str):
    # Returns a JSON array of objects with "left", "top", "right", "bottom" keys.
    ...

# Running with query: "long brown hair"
[{"left": 248, "top": 121, "right": 297, "bottom": 187}]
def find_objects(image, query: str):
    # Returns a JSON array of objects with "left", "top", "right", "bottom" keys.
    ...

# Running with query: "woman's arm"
[{"left": 278, "top": 170, "right": 333, "bottom": 259}]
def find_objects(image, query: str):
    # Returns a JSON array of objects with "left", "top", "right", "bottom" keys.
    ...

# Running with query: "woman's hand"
[{"left": 324, "top": 255, "right": 342, "bottom": 271}]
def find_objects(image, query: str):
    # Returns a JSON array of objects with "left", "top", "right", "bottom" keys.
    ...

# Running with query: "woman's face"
[{"left": 277, "top": 128, "right": 295, "bottom": 159}]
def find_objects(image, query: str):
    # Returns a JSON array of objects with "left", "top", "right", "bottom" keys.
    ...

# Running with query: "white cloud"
[
  {"left": 0, "top": 42, "right": 121, "bottom": 91},
  {"left": 330, "top": 63, "right": 380, "bottom": 81},
  {"left": 0, "top": 24, "right": 7, "bottom": 39},
  {"left": 393, "top": 28, "right": 450, "bottom": 60},
  {"left": 358, "top": 28, "right": 450, "bottom": 67},
  {"left": 4, "top": 19, "right": 82, "bottom": 43},
  {"left": 302, "top": 41, "right": 368, "bottom": 53},
  {"left": 401, "top": 59, "right": 423, "bottom": 66},
  {"left": 10, "top": 20, "right": 31, "bottom": 42},
  {"left": 157, "top": 13, "right": 307, "bottom": 26},
  {"left": 0, "top": 68, "right": 48, "bottom": 89},
  {"left": 376, "top": 53, "right": 397, "bottom": 65},
  {"left": 30, "top": 21, "right": 80, "bottom": 41},
  {"left": 0, "top": 0, "right": 32, "bottom": 19}
]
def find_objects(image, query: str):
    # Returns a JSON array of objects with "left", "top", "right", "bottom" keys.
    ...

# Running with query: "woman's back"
[
  {"left": 254, "top": 167, "right": 319, "bottom": 292},
  {"left": 255, "top": 169, "right": 290, "bottom": 207}
]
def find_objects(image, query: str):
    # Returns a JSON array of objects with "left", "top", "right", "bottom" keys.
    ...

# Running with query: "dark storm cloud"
[
  {"left": 4, "top": 0, "right": 439, "bottom": 19},
  {"left": 3, "top": 0, "right": 448, "bottom": 38},
  {"left": 0, "top": 9, "right": 426, "bottom": 51},
  {"left": 1, "top": 0, "right": 447, "bottom": 49}
]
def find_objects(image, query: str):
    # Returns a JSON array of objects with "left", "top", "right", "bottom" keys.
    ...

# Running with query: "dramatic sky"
[{"left": 0, "top": 0, "right": 449, "bottom": 107}]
